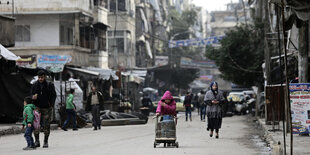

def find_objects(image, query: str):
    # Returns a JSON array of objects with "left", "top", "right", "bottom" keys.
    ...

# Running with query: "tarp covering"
[
  {"left": 121, "top": 71, "right": 145, "bottom": 84},
  {"left": 67, "top": 67, "right": 119, "bottom": 80},
  {"left": 278, "top": 0, "right": 310, "bottom": 30},
  {"left": 286, "top": 0, "right": 310, "bottom": 21},
  {"left": 86, "top": 67, "right": 119, "bottom": 80},
  {"left": 0, "top": 44, "right": 20, "bottom": 61},
  {"left": 0, "top": 59, "right": 31, "bottom": 122}
]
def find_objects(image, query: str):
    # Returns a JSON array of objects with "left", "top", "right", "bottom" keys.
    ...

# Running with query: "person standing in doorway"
[
  {"left": 198, "top": 90, "right": 206, "bottom": 121},
  {"left": 204, "top": 82, "right": 225, "bottom": 139},
  {"left": 31, "top": 70, "right": 56, "bottom": 148},
  {"left": 61, "top": 89, "right": 78, "bottom": 131},
  {"left": 86, "top": 86, "right": 104, "bottom": 130},
  {"left": 183, "top": 92, "right": 192, "bottom": 121}
]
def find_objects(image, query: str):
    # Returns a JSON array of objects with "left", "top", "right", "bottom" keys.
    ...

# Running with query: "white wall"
[
  {"left": 1, "top": 0, "right": 93, "bottom": 14},
  {"left": 15, "top": 14, "right": 60, "bottom": 47}
]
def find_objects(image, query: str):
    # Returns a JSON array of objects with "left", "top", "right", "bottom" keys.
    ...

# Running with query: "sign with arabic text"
[
  {"left": 168, "top": 36, "right": 224, "bottom": 48},
  {"left": 290, "top": 83, "right": 310, "bottom": 134},
  {"left": 37, "top": 55, "right": 72, "bottom": 73},
  {"left": 16, "top": 55, "right": 37, "bottom": 69}
]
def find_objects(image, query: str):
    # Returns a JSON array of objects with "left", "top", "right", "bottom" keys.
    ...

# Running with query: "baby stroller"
[{"left": 154, "top": 115, "right": 179, "bottom": 148}]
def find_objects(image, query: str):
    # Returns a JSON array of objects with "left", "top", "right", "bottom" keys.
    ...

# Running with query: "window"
[
  {"left": 108, "top": 38, "right": 124, "bottom": 53},
  {"left": 60, "top": 25, "right": 73, "bottom": 45},
  {"left": 118, "top": 0, "right": 126, "bottom": 11},
  {"left": 108, "top": 30, "right": 130, "bottom": 53},
  {"left": 15, "top": 25, "right": 30, "bottom": 42},
  {"left": 97, "top": 29, "right": 106, "bottom": 50},
  {"left": 109, "top": 0, "right": 127, "bottom": 12},
  {"left": 94, "top": 0, "right": 108, "bottom": 8},
  {"left": 110, "top": 0, "right": 116, "bottom": 12}
]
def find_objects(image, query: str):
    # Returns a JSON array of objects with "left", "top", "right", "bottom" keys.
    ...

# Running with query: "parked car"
[
  {"left": 227, "top": 92, "right": 246, "bottom": 114},
  {"left": 227, "top": 92, "right": 244, "bottom": 102},
  {"left": 152, "top": 96, "right": 193, "bottom": 113},
  {"left": 176, "top": 96, "right": 194, "bottom": 112},
  {"left": 175, "top": 96, "right": 184, "bottom": 112},
  {"left": 242, "top": 90, "right": 256, "bottom": 98}
]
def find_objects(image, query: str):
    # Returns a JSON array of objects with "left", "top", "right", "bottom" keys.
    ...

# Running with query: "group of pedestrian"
[
  {"left": 22, "top": 70, "right": 56, "bottom": 150},
  {"left": 156, "top": 81, "right": 225, "bottom": 139},
  {"left": 22, "top": 70, "right": 104, "bottom": 150}
]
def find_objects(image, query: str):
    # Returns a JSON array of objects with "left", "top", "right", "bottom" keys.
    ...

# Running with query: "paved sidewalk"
[{"left": 257, "top": 118, "right": 310, "bottom": 155}]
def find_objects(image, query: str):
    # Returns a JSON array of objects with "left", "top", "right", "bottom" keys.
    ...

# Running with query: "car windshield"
[{"left": 174, "top": 98, "right": 181, "bottom": 102}]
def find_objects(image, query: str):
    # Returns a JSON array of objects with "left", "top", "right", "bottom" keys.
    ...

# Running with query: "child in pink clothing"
[{"left": 156, "top": 91, "right": 176, "bottom": 117}]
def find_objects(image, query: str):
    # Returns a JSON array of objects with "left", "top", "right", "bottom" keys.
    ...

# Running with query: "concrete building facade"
[
  {"left": 210, "top": 1, "right": 250, "bottom": 36},
  {"left": 106, "top": 0, "right": 136, "bottom": 70},
  {"left": 0, "top": 0, "right": 110, "bottom": 68}
]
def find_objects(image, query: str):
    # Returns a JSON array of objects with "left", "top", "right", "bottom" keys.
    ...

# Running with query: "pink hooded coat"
[{"left": 156, "top": 91, "right": 176, "bottom": 116}]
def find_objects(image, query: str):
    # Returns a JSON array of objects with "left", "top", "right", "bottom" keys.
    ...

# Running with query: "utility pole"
[
  {"left": 298, "top": 21, "right": 309, "bottom": 83},
  {"left": 263, "top": 0, "right": 271, "bottom": 122},
  {"left": 280, "top": 0, "right": 293, "bottom": 154}
]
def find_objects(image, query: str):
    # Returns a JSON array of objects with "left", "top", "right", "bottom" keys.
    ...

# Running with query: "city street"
[{"left": 0, "top": 113, "right": 271, "bottom": 155}]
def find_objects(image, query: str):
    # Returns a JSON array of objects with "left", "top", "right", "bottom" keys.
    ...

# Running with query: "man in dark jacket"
[
  {"left": 86, "top": 86, "right": 104, "bottom": 130},
  {"left": 31, "top": 70, "right": 56, "bottom": 148},
  {"left": 183, "top": 92, "right": 192, "bottom": 121},
  {"left": 198, "top": 90, "right": 206, "bottom": 121}
]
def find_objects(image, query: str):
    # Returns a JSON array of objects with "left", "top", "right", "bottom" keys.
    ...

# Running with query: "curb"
[
  {"left": 0, "top": 124, "right": 59, "bottom": 137},
  {"left": 256, "top": 118, "right": 283, "bottom": 155}
]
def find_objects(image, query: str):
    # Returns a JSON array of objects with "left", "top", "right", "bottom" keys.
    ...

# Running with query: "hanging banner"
[
  {"left": 37, "top": 55, "right": 72, "bottom": 73},
  {"left": 289, "top": 83, "right": 310, "bottom": 134},
  {"left": 180, "top": 57, "right": 216, "bottom": 69},
  {"left": 16, "top": 55, "right": 37, "bottom": 69},
  {"left": 168, "top": 36, "right": 224, "bottom": 48}
]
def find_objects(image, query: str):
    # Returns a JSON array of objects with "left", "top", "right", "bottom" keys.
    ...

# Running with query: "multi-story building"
[
  {"left": 106, "top": 0, "right": 136, "bottom": 70},
  {"left": 135, "top": 0, "right": 171, "bottom": 68},
  {"left": 0, "top": 0, "right": 110, "bottom": 68},
  {"left": 210, "top": 0, "right": 250, "bottom": 36}
]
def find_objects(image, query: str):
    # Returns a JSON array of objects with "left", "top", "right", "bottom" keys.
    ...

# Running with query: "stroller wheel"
[
  {"left": 153, "top": 142, "right": 156, "bottom": 148},
  {"left": 164, "top": 143, "right": 166, "bottom": 147},
  {"left": 175, "top": 142, "right": 179, "bottom": 148}
]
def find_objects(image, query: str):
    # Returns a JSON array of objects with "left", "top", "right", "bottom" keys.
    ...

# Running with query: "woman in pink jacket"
[{"left": 156, "top": 91, "right": 176, "bottom": 119}]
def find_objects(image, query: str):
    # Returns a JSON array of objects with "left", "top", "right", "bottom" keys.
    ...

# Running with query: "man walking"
[
  {"left": 61, "top": 89, "right": 78, "bottom": 131},
  {"left": 86, "top": 86, "right": 104, "bottom": 130},
  {"left": 198, "top": 90, "right": 206, "bottom": 121},
  {"left": 183, "top": 92, "right": 192, "bottom": 121},
  {"left": 31, "top": 70, "right": 56, "bottom": 148}
]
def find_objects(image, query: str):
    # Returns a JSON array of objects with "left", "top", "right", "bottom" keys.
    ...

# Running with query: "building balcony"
[{"left": 93, "top": 6, "right": 109, "bottom": 26}]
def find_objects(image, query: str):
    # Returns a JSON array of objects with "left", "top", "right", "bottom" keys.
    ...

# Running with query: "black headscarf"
[{"left": 210, "top": 81, "right": 218, "bottom": 96}]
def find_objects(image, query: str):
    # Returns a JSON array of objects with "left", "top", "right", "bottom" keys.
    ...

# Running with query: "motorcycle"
[{"left": 235, "top": 100, "right": 247, "bottom": 115}]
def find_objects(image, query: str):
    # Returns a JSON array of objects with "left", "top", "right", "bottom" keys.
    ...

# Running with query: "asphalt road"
[{"left": 0, "top": 113, "right": 271, "bottom": 155}]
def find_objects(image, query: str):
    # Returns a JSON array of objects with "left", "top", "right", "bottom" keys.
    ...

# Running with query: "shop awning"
[
  {"left": 67, "top": 67, "right": 119, "bottom": 80},
  {"left": 0, "top": 44, "right": 20, "bottom": 61},
  {"left": 121, "top": 71, "right": 145, "bottom": 84},
  {"left": 86, "top": 67, "right": 119, "bottom": 80}
]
